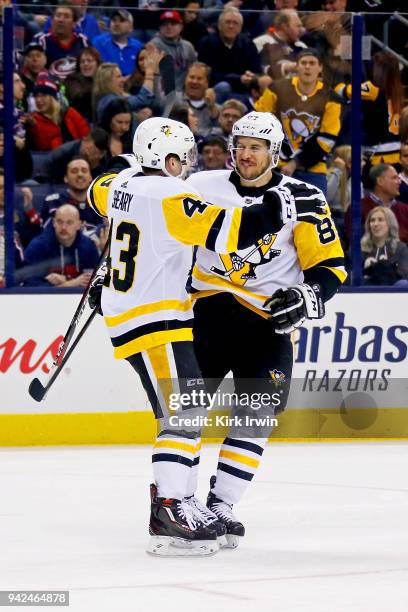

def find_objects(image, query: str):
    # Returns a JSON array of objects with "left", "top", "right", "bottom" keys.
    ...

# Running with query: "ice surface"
[{"left": 0, "top": 442, "right": 407, "bottom": 612}]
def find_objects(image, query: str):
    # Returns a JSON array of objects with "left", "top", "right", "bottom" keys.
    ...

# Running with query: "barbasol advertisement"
[{"left": 0, "top": 292, "right": 407, "bottom": 438}]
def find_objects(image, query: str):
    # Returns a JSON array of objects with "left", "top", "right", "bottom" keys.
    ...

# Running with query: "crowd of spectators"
[{"left": 1, "top": 0, "right": 408, "bottom": 288}]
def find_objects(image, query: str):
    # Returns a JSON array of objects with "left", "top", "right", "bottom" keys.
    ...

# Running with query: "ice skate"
[
  {"left": 206, "top": 476, "right": 245, "bottom": 549},
  {"left": 184, "top": 494, "right": 228, "bottom": 548},
  {"left": 147, "top": 484, "right": 219, "bottom": 557}
]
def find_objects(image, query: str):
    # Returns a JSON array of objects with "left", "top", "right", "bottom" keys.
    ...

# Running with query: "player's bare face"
[{"left": 235, "top": 136, "right": 271, "bottom": 182}]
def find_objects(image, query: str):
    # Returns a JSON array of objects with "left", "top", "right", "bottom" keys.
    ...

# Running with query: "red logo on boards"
[{"left": 0, "top": 337, "right": 64, "bottom": 374}]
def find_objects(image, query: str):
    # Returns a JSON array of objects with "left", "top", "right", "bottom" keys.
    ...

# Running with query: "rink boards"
[{"left": 0, "top": 291, "right": 407, "bottom": 445}]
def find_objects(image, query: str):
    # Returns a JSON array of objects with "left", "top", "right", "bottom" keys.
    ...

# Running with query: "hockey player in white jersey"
[
  {"left": 186, "top": 112, "right": 347, "bottom": 547},
  {"left": 87, "top": 116, "right": 328, "bottom": 556}
]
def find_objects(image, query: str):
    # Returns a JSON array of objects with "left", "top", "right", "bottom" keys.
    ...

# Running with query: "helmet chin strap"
[{"left": 232, "top": 152, "right": 275, "bottom": 184}]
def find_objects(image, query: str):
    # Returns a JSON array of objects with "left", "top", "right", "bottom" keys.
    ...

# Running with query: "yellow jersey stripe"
[
  {"left": 220, "top": 450, "right": 260, "bottom": 468},
  {"left": 154, "top": 440, "right": 196, "bottom": 454},
  {"left": 226, "top": 207, "right": 243, "bottom": 253},
  {"left": 113, "top": 328, "right": 193, "bottom": 359},
  {"left": 104, "top": 298, "right": 193, "bottom": 327},
  {"left": 192, "top": 266, "right": 267, "bottom": 302},
  {"left": 323, "top": 267, "right": 347, "bottom": 283}
]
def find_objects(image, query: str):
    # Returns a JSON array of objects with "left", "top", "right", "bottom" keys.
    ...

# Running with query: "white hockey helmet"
[
  {"left": 229, "top": 112, "right": 284, "bottom": 181},
  {"left": 133, "top": 117, "right": 197, "bottom": 178}
]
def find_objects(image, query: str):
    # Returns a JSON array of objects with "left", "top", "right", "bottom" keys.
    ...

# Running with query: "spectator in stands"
[
  {"left": 33, "top": 2, "right": 89, "bottom": 80},
  {"left": 197, "top": 135, "right": 229, "bottom": 171},
  {"left": 27, "top": 78, "right": 90, "bottom": 152},
  {"left": 327, "top": 144, "right": 351, "bottom": 211},
  {"left": 336, "top": 52, "right": 403, "bottom": 166},
  {"left": 0, "top": 73, "right": 33, "bottom": 182},
  {"left": 0, "top": 168, "right": 41, "bottom": 253},
  {"left": 92, "top": 10, "right": 143, "bottom": 77},
  {"left": 64, "top": 47, "right": 101, "bottom": 123},
  {"left": 22, "top": 204, "right": 99, "bottom": 288},
  {"left": 44, "top": 128, "right": 109, "bottom": 182},
  {"left": 183, "top": 62, "right": 219, "bottom": 137},
  {"left": 361, "top": 207, "right": 408, "bottom": 286},
  {"left": 254, "top": 10, "right": 306, "bottom": 80},
  {"left": 400, "top": 106, "right": 408, "bottom": 144},
  {"left": 302, "top": 6, "right": 351, "bottom": 87},
  {"left": 43, "top": 0, "right": 101, "bottom": 42},
  {"left": 197, "top": 7, "right": 261, "bottom": 103},
  {"left": 274, "top": 0, "right": 299, "bottom": 6},
  {"left": 0, "top": 169, "right": 24, "bottom": 287},
  {"left": 326, "top": 144, "right": 352, "bottom": 239},
  {"left": 346, "top": 164, "right": 408, "bottom": 245},
  {"left": 151, "top": 10, "right": 197, "bottom": 91},
  {"left": 20, "top": 42, "right": 48, "bottom": 105},
  {"left": 321, "top": 0, "right": 348, "bottom": 9},
  {"left": 99, "top": 99, "right": 133, "bottom": 157},
  {"left": 125, "top": 43, "right": 166, "bottom": 114},
  {"left": 255, "top": 48, "right": 342, "bottom": 194},
  {"left": 40, "top": 158, "right": 100, "bottom": 236},
  {"left": 209, "top": 98, "right": 247, "bottom": 143},
  {"left": 169, "top": 103, "right": 201, "bottom": 142},
  {"left": 92, "top": 63, "right": 155, "bottom": 124},
  {"left": 398, "top": 142, "right": 408, "bottom": 204},
  {"left": 181, "top": 1, "right": 209, "bottom": 49}
]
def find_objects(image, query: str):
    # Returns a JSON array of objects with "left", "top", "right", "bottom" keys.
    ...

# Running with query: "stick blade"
[{"left": 29, "top": 378, "right": 47, "bottom": 402}]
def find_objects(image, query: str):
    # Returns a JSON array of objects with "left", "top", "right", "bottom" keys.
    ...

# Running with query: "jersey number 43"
[{"left": 104, "top": 220, "right": 140, "bottom": 292}]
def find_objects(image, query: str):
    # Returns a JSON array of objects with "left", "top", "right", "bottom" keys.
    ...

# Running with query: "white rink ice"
[{"left": 1, "top": 442, "right": 408, "bottom": 612}]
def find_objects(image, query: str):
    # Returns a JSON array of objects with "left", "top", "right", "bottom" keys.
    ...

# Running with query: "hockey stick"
[
  {"left": 28, "top": 231, "right": 111, "bottom": 402},
  {"left": 210, "top": 238, "right": 276, "bottom": 277},
  {"left": 28, "top": 309, "right": 98, "bottom": 402}
]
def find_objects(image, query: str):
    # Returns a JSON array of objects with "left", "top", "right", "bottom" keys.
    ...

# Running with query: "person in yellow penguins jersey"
[
  {"left": 255, "top": 48, "right": 342, "bottom": 195},
  {"left": 87, "top": 116, "right": 328, "bottom": 557}
]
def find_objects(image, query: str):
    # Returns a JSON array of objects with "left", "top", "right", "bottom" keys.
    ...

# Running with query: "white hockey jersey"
[
  {"left": 88, "top": 167, "right": 252, "bottom": 358},
  {"left": 186, "top": 170, "right": 347, "bottom": 316}
]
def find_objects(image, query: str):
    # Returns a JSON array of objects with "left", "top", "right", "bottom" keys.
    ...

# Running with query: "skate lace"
[
  {"left": 211, "top": 500, "right": 236, "bottom": 523},
  {"left": 176, "top": 500, "right": 199, "bottom": 530},
  {"left": 188, "top": 496, "right": 217, "bottom": 526}
]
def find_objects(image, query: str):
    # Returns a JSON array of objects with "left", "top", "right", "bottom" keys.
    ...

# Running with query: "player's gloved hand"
[
  {"left": 263, "top": 283, "right": 325, "bottom": 334},
  {"left": 263, "top": 183, "right": 327, "bottom": 228},
  {"left": 88, "top": 262, "right": 107, "bottom": 315}
]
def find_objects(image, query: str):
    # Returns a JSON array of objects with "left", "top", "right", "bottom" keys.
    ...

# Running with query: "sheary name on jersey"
[{"left": 88, "top": 167, "right": 346, "bottom": 358}]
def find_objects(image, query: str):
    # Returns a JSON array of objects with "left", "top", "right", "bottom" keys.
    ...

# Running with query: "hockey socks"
[
  {"left": 152, "top": 434, "right": 201, "bottom": 500},
  {"left": 213, "top": 437, "right": 267, "bottom": 504}
]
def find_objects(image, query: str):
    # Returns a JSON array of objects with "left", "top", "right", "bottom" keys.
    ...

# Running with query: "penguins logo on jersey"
[
  {"left": 269, "top": 369, "right": 286, "bottom": 386},
  {"left": 214, "top": 234, "right": 281, "bottom": 285},
  {"left": 161, "top": 125, "right": 172, "bottom": 137},
  {"left": 281, "top": 108, "right": 320, "bottom": 148}
]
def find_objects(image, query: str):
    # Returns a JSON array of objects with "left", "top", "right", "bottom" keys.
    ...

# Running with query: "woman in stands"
[
  {"left": 64, "top": 47, "right": 101, "bottom": 123},
  {"left": 99, "top": 98, "right": 133, "bottom": 157},
  {"left": 92, "top": 59, "right": 160, "bottom": 125},
  {"left": 362, "top": 206, "right": 408, "bottom": 286},
  {"left": 125, "top": 43, "right": 166, "bottom": 114},
  {"left": 27, "top": 78, "right": 90, "bottom": 151}
]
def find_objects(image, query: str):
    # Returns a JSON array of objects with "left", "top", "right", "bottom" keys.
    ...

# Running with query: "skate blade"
[
  {"left": 146, "top": 536, "right": 219, "bottom": 557},
  {"left": 217, "top": 534, "right": 228, "bottom": 548},
  {"left": 223, "top": 534, "right": 240, "bottom": 549}
]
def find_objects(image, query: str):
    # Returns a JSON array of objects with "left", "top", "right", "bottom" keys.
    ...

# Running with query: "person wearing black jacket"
[{"left": 197, "top": 7, "right": 261, "bottom": 102}]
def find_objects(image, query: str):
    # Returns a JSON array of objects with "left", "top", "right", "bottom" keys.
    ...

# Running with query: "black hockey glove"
[
  {"left": 264, "top": 283, "right": 325, "bottom": 334},
  {"left": 263, "top": 183, "right": 327, "bottom": 227},
  {"left": 88, "top": 262, "right": 107, "bottom": 315}
]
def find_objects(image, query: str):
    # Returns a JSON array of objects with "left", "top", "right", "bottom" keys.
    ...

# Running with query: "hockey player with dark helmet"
[{"left": 187, "top": 111, "right": 347, "bottom": 548}]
